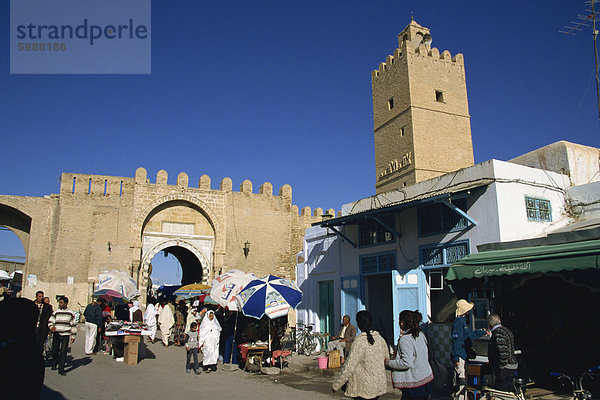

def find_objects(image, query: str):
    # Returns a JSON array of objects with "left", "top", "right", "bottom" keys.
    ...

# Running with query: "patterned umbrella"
[
  {"left": 175, "top": 293, "right": 218, "bottom": 305},
  {"left": 92, "top": 288, "right": 129, "bottom": 305},
  {"left": 98, "top": 270, "right": 140, "bottom": 300},
  {"left": 209, "top": 269, "right": 256, "bottom": 311},
  {"left": 173, "top": 283, "right": 211, "bottom": 297},
  {"left": 235, "top": 275, "right": 302, "bottom": 319}
]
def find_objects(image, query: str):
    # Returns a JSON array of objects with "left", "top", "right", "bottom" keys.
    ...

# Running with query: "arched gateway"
[{"left": 0, "top": 167, "right": 322, "bottom": 308}]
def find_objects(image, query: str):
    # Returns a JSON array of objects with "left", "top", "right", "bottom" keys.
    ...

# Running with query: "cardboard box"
[
  {"left": 124, "top": 342, "right": 139, "bottom": 365},
  {"left": 124, "top": 335, "right": 140, "bottom": 344}
]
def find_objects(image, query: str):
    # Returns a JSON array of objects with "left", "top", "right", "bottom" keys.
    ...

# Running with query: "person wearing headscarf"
[
  {"left": 129, "top": 300, "right": 143, "bottom": 323},
  {"left": 198, "top": 310, "right": 222, "bottom": 372},
  {"left": 185, "top": 306, "right": 199, "bottom": 334},
  {"left": 158, "top": 301, "right": 175, "bottom": 347},
  {"left": 332, "top": 310, "right": 388, "bottom": 399},
  {"left": 144, "top": 300, "right": 157, "bottom": 343}
]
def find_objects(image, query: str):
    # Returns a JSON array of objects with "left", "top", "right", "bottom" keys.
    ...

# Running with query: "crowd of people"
[
  {"left": 330, "top": 299, "right": 518, "bottom": 400},
  {"left": 0, "top": 287, "right": 520, "bottom": 400}
]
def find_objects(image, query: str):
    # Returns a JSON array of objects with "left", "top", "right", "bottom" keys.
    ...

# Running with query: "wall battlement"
[
  {"left": 372, "top": 39, "right": 464, "bottom": 81},
  {"left": 60, "top": 168, "right": 334, "bottom": 219}
]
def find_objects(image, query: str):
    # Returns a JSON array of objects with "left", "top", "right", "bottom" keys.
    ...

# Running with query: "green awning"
[{"left": 446, "top": 239, "right": 600, "bottom": 280}]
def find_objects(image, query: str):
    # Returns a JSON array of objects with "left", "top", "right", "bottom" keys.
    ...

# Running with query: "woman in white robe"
[
  {"left": 144, "top": 302, "right": 157, "bottom": 342},
  {"left": 158, "top": 303, "right": 175, "bottom": 347},
  {"left": 198, "top": 310, "right": 221, "bottom": 372}
]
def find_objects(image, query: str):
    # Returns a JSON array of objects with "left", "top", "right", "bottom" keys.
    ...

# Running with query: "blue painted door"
[
  {"left": 391, "top": 268, "right": 428, "bottom": 345},
  {"left": 341, "top": 276, "right": 360, "bottom": 330}
]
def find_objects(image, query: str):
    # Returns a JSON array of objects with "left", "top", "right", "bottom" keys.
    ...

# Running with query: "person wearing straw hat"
[{"left": 451, "top": 299, "right": 488, "bottom": 400}]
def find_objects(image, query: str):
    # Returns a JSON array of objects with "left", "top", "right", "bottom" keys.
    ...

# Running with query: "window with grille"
[
  {"left": 418, "top": 198, "right": 468, "bottom": 236},
  {"left": 360, "top": 252, "right": 397, "bottom": 274},
  {"left": 359, "top": 216, "right": 395, "bottom": 246},
  {"left": 421, "top": 241, "right": 469, "bottom": 267},
  {"left": 525, "top": 196, "right": 551, "bottom": 222}
]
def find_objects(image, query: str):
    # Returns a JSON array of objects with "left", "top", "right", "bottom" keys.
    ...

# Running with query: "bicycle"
[
  {"left": 550, "top": 365, "right": 600, "bottom": 400},
  {"left": 288, "top": 324, "right": 327, "bottom": 356},
  {"left": 466, "top": 374, "right": 534, "bottom": 400}
]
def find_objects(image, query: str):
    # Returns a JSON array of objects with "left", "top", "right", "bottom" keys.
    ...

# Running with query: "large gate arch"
[
  {"left": 133, "top": 193, "right": 225, "bottom": 252},
  {"left": 134, "top": 194, "right": 225, "bottom": 295},
  {"left": 0, "top": 201, "right": 33, "bottom": 256},
  {"left": 140, "top": 238, "right": 211, "bottom": 288}
]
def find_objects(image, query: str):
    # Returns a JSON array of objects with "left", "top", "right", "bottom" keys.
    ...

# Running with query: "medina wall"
[{"left": 0, "top": 167, "right": 327, "bottom": 308}]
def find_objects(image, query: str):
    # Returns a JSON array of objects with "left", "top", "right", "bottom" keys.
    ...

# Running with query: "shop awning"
[{"left": 446, "top": 239, "right": 600, "bottom": 280}]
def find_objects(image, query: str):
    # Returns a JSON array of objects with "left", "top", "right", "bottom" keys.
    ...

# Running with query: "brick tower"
[{"left": 372, "top": 19, "right": 474, "bottom": 194}]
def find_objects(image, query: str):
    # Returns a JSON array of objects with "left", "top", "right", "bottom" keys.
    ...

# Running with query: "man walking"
[
  {"left": 487, "top": 314, "right": 518, "bottom": 392},
  {"left": 327, "top": 315, "right": 357, "bottom": 363},
  {"left": 48, "top": 296, "right": 77, "bottom": 376},
  {"left": 83, "top": 298, "right": 102, "bottom": 355},
  {"left": 33, "top": 290, "right": 53, "bottom": 354}
]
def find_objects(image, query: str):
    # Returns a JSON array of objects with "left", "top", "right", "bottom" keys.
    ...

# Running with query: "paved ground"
[{"left": 41, "top": 325, "right": 406, "bottom": 400}]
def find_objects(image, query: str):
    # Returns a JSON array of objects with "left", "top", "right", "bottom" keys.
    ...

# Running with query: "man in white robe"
[
  {"left": 158, "top": 302, "right": 174, "bottom": 347},
  {"left": 198, "top": 310, "right": 221, "bottom": 372},
  {"left": 144, "top": 302, "right": 157, "bottom": 342}
]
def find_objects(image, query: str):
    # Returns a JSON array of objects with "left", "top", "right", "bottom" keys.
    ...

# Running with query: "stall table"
[
  {"left": 106, "top": 330, "right": 151, "bottom": 365},
  {"left": 240, "top": 345, "right": 268, "bottom": 372}
]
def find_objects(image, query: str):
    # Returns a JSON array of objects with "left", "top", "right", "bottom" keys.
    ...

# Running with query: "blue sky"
[{"left": 1, "top": 1, "right": 598, "bottom": 284}]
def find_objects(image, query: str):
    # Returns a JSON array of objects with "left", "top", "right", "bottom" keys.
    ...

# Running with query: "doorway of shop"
[
  {"left": 318, "top": 280, "right": 334, "bottom": 336},
  {"left": 363, "top": 274, "right": 394, "bottom": 345}
]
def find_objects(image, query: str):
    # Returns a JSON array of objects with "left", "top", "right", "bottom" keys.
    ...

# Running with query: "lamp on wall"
[{"left": 243, "top": 241, "right": 250, "bottom": 259}]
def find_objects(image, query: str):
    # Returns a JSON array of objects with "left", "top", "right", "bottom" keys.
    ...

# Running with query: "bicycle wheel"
[{"left": 308, "top": 335, "right": 323, "bottom": 356}]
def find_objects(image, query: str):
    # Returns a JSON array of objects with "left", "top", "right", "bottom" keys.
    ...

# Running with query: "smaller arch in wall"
[{"left": 140, "top": 238, "right": 211, "bottom": 289}]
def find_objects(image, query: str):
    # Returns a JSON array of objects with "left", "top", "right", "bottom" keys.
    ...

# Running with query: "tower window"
[
  {"left": 435, "top": 90, "right": 444, "bottom": 103},
  {"left": 400, "top": 127, "right": 405, "bottom": 136},
  {"left": 388, "top": 97, "right": 394, "bottom": 110}
]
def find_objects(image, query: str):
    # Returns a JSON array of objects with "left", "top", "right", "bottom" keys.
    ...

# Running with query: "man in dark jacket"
[
  {"left": 33, "top": 290, "right": 53, "bottom": 353},
  {"left": 83, "top": 298, "right": 102, "bottom": 355},
  {"left": 487, "top": 314, "right": 518, "bottom": 392}
]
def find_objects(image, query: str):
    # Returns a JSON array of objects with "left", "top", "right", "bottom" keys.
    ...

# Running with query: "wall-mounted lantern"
[{"left": 243, "top": 241, "right": 250, "bottom": 259}]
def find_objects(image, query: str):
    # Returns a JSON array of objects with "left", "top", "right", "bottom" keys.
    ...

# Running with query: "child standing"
[{"left": 185, "top": 322, "right": 201, "bottom": 374}]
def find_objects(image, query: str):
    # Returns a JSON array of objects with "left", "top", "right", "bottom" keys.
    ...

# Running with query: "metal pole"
[{"left": 592, "top": 0, "right": 600, "bottom": 125}]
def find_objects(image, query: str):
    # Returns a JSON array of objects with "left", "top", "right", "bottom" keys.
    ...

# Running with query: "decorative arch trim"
[{"left": 140, "top": 238, "right": 211, "bottom": 288}]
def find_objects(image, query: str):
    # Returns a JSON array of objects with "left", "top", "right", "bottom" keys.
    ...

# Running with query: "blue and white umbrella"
[{"left": 236, "top": 275, "right": 302, "bottom": 319}]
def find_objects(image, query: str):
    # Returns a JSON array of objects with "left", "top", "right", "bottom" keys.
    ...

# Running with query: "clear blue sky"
[{"left": 1, "top": 1, "right": 598, "bottom": 283}]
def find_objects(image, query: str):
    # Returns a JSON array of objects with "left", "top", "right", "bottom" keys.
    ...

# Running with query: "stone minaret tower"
[{"left": 372, "top": 19, "right": 474, "bottom": 194}]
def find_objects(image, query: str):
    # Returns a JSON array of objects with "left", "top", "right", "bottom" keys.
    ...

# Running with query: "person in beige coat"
[{"left": 332, "top": 310, "right": 389, "bottom": 400}]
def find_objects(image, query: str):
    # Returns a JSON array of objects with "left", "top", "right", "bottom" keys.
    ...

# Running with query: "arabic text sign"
[{"left": 474, "top": 262, "right": 531, "bottom": 277}]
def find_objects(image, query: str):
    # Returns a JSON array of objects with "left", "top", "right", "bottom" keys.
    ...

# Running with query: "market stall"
[{"left": 105, "top": 321, "right": 152, "bottom": 365}]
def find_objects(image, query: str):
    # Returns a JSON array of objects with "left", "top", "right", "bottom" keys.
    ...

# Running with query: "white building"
[{"left": 296, "top": 145, "right": 598, "bottom": 346}]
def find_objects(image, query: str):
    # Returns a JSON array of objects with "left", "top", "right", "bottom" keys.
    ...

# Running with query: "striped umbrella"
[
  {"left": 236, "top": 275, "right": 302, "bottom": 319},
  {"left": 173, "top": 283, "right": 211, "bottom": 297}
]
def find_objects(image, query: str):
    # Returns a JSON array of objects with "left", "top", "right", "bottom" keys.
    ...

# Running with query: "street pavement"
[{"left": 41, "top": 325, "right": 405, "bottom": 400}]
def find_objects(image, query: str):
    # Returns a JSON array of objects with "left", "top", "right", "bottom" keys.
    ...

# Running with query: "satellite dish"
[{"left": 422, "top": 33, "right": 432, "bottom": 46}]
